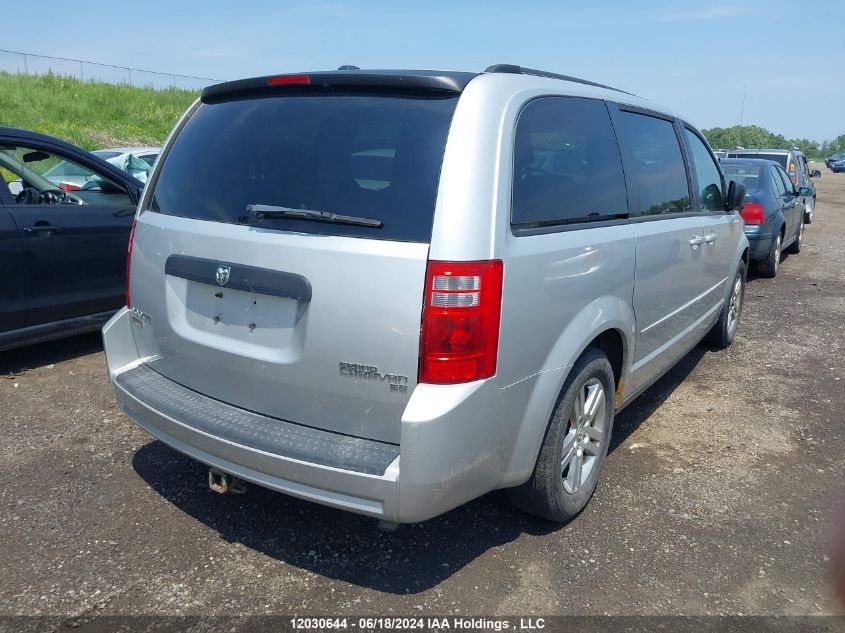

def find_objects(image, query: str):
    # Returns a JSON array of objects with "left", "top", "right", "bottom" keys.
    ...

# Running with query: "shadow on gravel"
[
  {"left": 131, "top": 344, "right": 709, "bottom": 594},
  {"left": 132, "top": 440, "right": 556, "bottom": 594},
  {"left": 0, "top": 331, "right": 103, "bottom": 375},
  {"left": 610, "top": 345, "right": 707, "bottom": 453}
]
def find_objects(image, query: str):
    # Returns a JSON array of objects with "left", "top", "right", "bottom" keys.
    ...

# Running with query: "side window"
[
  {"left": 0, "top": 145, "right": 131, "bottom": 206},
  {"left": 770, "top": 167, "right": 788, "bottom": 196},
  {"left": 684, "top": 127, "right": 724, "bottom": 212},
  {"left": 614, "top": 111, "right": 690, "bottom": 216},
  {"left": 776, "top": 166, "right": 795, "bottom": 194},
  {"left": 511, "top": 96, "right": 628, "bottom": 226}
]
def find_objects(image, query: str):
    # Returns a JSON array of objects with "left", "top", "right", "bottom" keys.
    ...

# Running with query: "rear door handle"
[
  {"left": 704, "top": 232, "right": 717, "bottom": 244},
  {"left": 689, "top": 235, "right": 705, "bottom": 247}
]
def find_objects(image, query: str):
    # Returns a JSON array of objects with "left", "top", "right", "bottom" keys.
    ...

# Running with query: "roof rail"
[{"left": 484, "top": 64, "right": 634, "bottom": 96}]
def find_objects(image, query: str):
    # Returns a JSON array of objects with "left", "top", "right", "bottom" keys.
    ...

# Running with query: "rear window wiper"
[{"left": 247, "top": 204, "right": 383, "bottom": 228}]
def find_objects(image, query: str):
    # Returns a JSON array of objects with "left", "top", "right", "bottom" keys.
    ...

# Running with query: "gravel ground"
[{"left": 2, "top": 164, "right": 844, "bottom": 624}]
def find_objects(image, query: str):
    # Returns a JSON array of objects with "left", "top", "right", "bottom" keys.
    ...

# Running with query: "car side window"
[
  {"left": 775, "top": 166, "right": 795, "bottom": 195},
  {"left": 683, "top": 127, "right": 724, "bottom": 212},
  {"left": 511, "top": 96, "right": 628, "bottom": 227},
  {"left": 0, "top": 145, "right": 131, "bottom": 207},
  {"left": 614, "top": 110, "right": 690, "bottom": 216},
  {"left": 770, "top": 167, "right": 788, "bottom": 196}
]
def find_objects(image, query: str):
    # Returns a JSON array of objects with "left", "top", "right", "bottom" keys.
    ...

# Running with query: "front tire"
[
  {"left": 705, "top": 260, "right": 746, "bottom": 349},
  {"left": 804, "top": 197, "right": 815, "bottom": 224},
  {"left": 757, "top": 232, "right": 782, "bottom": 278},
  {"left": 509, "top": 348, "right": 615, "bottom": 522}
]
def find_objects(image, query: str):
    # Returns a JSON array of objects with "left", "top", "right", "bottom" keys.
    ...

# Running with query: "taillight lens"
[
  {"left": 58, "top": 182, "right": 80, "bottom": 191},
  {"left": 125, "top": 220, "right": 137, "bottom": 308},
  {"left": 740, "top": 202, "right": 765, "bottom": 225},
  {"left": 419, "top": 260, "right": 503, "bottom": 384}
]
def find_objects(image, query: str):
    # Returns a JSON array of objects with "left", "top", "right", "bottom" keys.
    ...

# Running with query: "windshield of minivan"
[{"left": 148, "top": 94, "right": 458, "bottom": 242}]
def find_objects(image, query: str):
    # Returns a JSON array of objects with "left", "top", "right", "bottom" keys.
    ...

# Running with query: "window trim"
[
  {"left": 681, "top": 123, "right": 729, "bottom": 216},
  {"left": 508, "top": 94, "right": 630, "bottom": 235},
  {"left": 606, "top": 102, "right": 693, "bottom": 221}
]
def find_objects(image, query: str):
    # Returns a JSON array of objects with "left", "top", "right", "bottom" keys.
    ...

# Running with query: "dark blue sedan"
[
  {"left": 721, "top": 158, "right": 812, "bottom": 278},
  {"left": 0, "top": 127, "right": 144, "bottom": 351}
]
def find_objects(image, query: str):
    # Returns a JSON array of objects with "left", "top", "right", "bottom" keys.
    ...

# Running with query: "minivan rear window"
[
  {"left": 148, "top": 94, "right": 458, "bottom": 242},
  {"left": 728, "top": 153, "right": 788, "bottom": 169}
]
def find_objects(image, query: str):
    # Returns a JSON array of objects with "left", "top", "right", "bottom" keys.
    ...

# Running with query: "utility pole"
[{"left": 738, "top": 84, "right": 747, "bottom": 147}]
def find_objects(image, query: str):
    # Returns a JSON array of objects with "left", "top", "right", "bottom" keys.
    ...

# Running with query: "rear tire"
[
  {"left": 757, "top": 232, "right": 781, "bottom": 278},
  {"left": 786, "top": 216, "right": 804, "bottom": 254},
  {"left": 508, "top": 348, "right": 615, "bottom": 522},
  {"left": 705, "top": 260, "right": 746, "bottom": 349}
]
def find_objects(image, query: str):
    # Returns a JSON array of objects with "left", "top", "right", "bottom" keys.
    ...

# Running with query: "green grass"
[{"left": 0, "top": 72, "right": 198, "bottom": 150}]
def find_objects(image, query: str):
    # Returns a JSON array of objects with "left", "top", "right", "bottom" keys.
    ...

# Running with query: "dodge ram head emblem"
[{"left": 215, "top": 265, "right": 231, "bottom": 286}]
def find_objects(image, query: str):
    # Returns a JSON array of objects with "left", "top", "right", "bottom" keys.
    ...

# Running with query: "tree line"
[{"left": 702, "top": 125, "right": 845, "bottom": 159}]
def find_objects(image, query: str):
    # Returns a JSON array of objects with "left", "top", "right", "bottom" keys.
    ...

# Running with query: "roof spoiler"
[{"left": 201, "top": 72, "right": 472, "bottom": 103}]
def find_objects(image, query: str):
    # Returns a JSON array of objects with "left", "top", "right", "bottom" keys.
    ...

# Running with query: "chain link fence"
[{"left": 0, "top": 49, "right": 224, "bottom": 90}]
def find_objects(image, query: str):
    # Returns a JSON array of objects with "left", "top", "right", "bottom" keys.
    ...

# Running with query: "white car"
[{"left": 42, "top": 146, "right": 160, "bottom": 191}]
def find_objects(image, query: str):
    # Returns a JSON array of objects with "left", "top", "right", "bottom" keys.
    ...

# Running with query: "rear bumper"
[
  {"left": 744, "top": 225, "right": 777, "bottom": 261},
  {"left": 103, "top": 308, "right": 504, "bottom": 523}
]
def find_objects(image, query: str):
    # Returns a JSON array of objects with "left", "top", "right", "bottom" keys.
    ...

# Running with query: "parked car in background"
[
  {"left": 712, "top": 149, "right": 728, "bottom": 159},
  {"left": 832, "top": 159, "right": 845, "bottom": 173},
  {"left": 42, "top": 146, "right": 159, "bottom": 191},
  {"left": 0, "top": 127, "right": 144, "bottom": 351},
  {"left": 726, "top": 147, "right": 819, "bottom": 223},
  {"left": 721, "top": 158, "right": 810, "bottom": 277},
  {"left": 104, "top": 65, "right": 749, "bottom": 525},
  {"left": 825, "top": 152, "right": 845, "bottom": 168}
]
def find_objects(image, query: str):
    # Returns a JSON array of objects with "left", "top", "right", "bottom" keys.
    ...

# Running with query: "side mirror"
[
  {"left": 8, "top": 180, "right": 23, "bottom": 196},
  {"left": 810, "top": 169, "right": 822, "bottom": 178},
  {"left": 725, "top": 180, "right": 747, "bottom": 211},
  {"left": 797, "top": 186, "right": 813, "bottom": 197}
]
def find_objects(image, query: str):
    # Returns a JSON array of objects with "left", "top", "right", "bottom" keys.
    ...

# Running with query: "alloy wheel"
[
  {"left": 561, "top": 378, "right": 606, "bottom": 494},
  {"left": 727, "top": 271, "right": 743, "bottom": 336}
]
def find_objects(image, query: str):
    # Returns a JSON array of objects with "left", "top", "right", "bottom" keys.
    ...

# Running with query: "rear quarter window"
[
  {"left": 148, "top": 94, "right": 458, "bottom": 242},
  {"left": 511, "top": 96, "right": 628, "bottom": 227}
]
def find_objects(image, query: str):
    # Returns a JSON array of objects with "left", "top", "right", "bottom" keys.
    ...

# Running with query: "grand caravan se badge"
[{"left": 339, "top": 362, "right": 409, "bottom": 394}]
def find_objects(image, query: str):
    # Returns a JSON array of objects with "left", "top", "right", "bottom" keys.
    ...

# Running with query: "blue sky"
[{"left": 2, "top": 0, "right": 844, "bottom": 141}]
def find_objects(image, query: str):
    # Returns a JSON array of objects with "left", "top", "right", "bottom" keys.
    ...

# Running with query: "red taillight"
[
  {"left": 125, "top": 220, "right": 137, "bottom": 308},
  {"left": 58, "top": 182, "right": 80, "bottom": 191},
  {"left": 419, "top": 260, "right": 503, "bottom": 384},
  {"left": 268, "top": 74, "right": 310, "bottom": 86},
  {"left": 740, "top": 202, "right": 765, "bottom": 225}
]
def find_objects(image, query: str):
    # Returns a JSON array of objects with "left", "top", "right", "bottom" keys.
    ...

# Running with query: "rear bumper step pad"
[{"left": 115, "top": 364, "right": 398, "bottom": 476}]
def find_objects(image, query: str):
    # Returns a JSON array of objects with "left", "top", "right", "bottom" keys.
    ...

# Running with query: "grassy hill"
[{"left": 0, "top": 72, "right": 198, "bottom": 150}]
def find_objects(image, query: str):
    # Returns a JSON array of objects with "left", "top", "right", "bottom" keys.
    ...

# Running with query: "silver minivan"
[{"left": 104, "top": 66, "right": 750, "bottom": 524}]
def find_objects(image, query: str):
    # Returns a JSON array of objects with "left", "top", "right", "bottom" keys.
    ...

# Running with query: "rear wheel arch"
[
  {"left": 500, "top": 304, "right": 634, "bottom": 487},
  {"left": 587, "top": 329, "right": 626, "bottom": 406}
]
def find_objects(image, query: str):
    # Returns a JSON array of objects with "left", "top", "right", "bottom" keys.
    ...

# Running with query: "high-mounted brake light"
[
  {"left": 419, "top": 260, "right": 503, "bottom": 384},
  {"left": 125, "top": 220, "right": 137, "bottom": 308},
  {"left": 740, "top": 202, "right": 765, "bottom": 225},
  {"left": 268, "top": 74, "right": 311, "bottom": 86}
]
